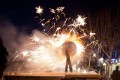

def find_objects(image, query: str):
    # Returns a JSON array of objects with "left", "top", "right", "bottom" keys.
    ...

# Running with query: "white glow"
[
  {"left": 75, "top": 42, "right": 84, "bottom": 55},
  {"left": 90, "top": 32, "right": 96, "bottom": 37},
  {"left": 35, "top": 6, "right": 43, "bottom": 14}
]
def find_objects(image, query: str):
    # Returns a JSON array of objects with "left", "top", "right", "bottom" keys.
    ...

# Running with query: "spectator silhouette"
[
  {"left": 0, "top": 38, "right": 8, "bottom": 79},
  {"left": 111, "top": 66, "right": 120, "bottom": 80}
]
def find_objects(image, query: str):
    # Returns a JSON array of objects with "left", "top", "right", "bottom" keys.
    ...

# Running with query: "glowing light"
[
  {"left": 75, "top": 42, "right": 84, "bottom": 55},
  {"left": 98, "top": 58, "right": 104, "bottom": 64},
  {"left": 56, "top": 7, "right": 65, "bottom": 13},
  {"left": 35, "top": 6, "right": 43, "bottom": 14},
  {"left": 103, "top": 63, "right": 106, "bottom": 66},
  {"left": 69, "top": 15, "right": 86, "bottom": 28},
  {"left": 93, "top": 53, "right": 96, "bottom": 57},
  {"left": 41, "top": 23, "right": 45, "bottom": 26},
  {"left": 83, "top": 70, "right": 87, "bottom": 73},
  {"left": 21, "top": 50, "right": 29, "bottom": 57},
  {"left": 32, "top": 34, "right": 40, "bottom": 43},
  {"left": 90, "top": 32, "right": 96, "bottom": 37},
  {"left": 77, "top": 68, "right": 80, "bottom": 72},
  {"left": 50, "top": 7, "right": 65, "bottom": 14},
  {"left": 76, "top": 15, "right": 86, "bottom": 26}
]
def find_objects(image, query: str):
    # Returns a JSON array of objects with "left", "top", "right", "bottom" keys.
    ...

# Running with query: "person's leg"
[
  {"left": 68, "top": 60, "right": 72, "bottom": 72},
  {"left": 69, "top": 63, "right": 72, "bottom": 72},
  {"left": 65, "top": 61, "right": 68, "bottom": 72}
]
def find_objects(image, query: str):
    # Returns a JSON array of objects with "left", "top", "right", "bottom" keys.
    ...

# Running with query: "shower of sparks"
[
  {"left": 49, "top": 7, "right": 65, "bottom": 21},
  {"left": 69, "top": 15, "right": 87, "bottom": 28},
  {"left": 35, "top": 6, "right": 43, "bottom": 14},
  {"left": 6, "top": 6, "right": 100, "bottom": 74}
]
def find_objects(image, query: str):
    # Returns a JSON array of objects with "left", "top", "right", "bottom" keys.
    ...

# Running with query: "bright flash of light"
[
  {"left": 99, "top": 57, "right": 104, "bottom": 63},
  {"left": 8, "top": 31, "right": 85, "bottom": 72},
  {"left": 53, "top": 33, "right": 85, "bottom": 55},
  {"left": 41, "top": 23, "right": 45, "bottom": 26},
  {"left": 35, "top": 6, "right": 43, "bottom": 14},
  {"left": 75, "top": 42, "right": 84, "bottom": 55},
  {"left": 50, "top": 8, "right": 55, "bottom": 14},
  {"left": 53, "top": 34, "right": 69, "bottom": 47}
]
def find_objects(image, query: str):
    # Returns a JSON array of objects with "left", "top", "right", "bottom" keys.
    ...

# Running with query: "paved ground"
[{"left": 3, "top": 72, "right": 101, "bottom": 80}]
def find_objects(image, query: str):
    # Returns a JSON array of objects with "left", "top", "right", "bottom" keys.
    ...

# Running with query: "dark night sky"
[{"left": 0, "top": 0, "right": 119, "bottom": 30}]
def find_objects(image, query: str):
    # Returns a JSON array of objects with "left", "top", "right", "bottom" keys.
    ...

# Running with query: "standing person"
[
  {"left": 0, "top": 38, "right": 8, "bottom": 79},
  {"left": 111, "top": 66, "right": 120, "bottom": 80},
  {"left": 65, "top": 49, "right": 73, "bottom": 72}
]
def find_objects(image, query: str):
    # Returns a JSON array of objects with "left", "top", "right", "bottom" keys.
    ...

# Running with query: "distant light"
[
  {"left": 93, "top": 53, "right": 96, "bottom": 57},
  {"left": 41, "top": 23, "right": 45, "bottom": 26},
  {"left": 103, "top": 63, "right": 106, "bottom": 66}
]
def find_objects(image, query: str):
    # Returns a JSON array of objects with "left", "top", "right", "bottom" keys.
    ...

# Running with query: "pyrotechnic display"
[
  {"left": 1, "top": 1, "right": 120, "bottom": 80},
  {"left": 5, "top": 6, "right": 100, "bottom": 74}
]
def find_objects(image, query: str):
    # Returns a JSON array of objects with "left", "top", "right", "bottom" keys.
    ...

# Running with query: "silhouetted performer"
[
  {"left": 111, "top": 66, "right": 120, "bottom": 80},
  {"left": 0, "top": 38, "right": 8, "bottom": 79},
  {"left": 65, "top": 49, "right": 72, "bottom": 72}
]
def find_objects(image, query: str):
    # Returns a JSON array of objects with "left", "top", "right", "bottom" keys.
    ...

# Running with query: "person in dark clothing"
[
  {"left": 111, "top": 66, "right": 120, "bottom": 80},
  {"left": 65, "top": 49, "right": 72, "bottom": 72},
  {"left": 0, "top": 38, "right": 8, "bottom": 79}
]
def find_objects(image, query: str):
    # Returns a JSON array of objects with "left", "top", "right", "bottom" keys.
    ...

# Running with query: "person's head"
[{"left": 116, "top": 66, "right": 119, "bottom": 70}]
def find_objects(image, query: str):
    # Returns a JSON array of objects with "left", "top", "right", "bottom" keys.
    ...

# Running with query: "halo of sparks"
[{"left": 5, "top": 6, "right": 98, "bottom": 74}]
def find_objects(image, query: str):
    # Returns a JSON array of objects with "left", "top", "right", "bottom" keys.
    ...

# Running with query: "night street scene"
[{"left": 0, "top": 0, "right": 120, "bottom": 80}]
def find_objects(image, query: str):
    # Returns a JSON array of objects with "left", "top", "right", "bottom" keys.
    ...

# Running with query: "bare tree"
[{"left": 85, "top": 7, "right": 120, "bottom": 63}]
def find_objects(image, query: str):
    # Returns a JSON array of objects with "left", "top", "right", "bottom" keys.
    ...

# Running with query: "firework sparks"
[
  {"left": 69, "top": 15, "right": 86, "bottom": 28},
  {"left": 56, "top": 7, "right": 65, "bottom": 13},
  {"left": 90, "top": 32, "right": 96, "bottom": 37},
  {"left": 50, "top": 7, "right": 65, "bottom": 14},
  {"left": 6, "top": 6, "right": 98, "bottom": 74},
  {"left": 76, "top": 15, "right": 86, "bottom": 26},
  {"left": 50, "top": 8, "right": 55, "bottom": 14},
  {"left": 35, "top": 6, "right": 43, "bottom": 14}
]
